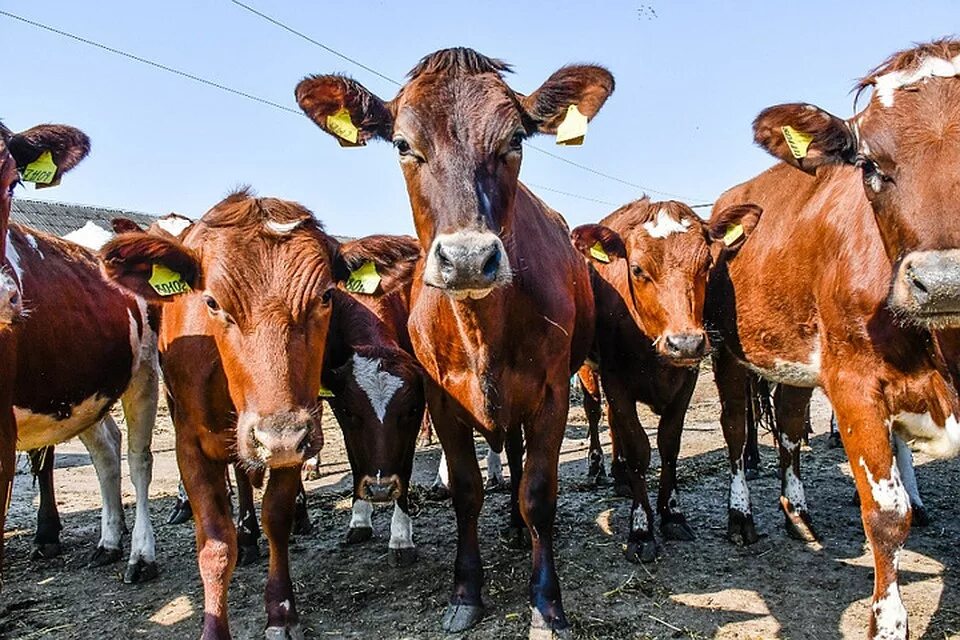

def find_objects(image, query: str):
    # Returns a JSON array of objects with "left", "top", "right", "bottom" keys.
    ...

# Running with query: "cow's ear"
[
  {"left": 571, "top": 224, "right": 626, "bottom": 264},
  {"left": 708, "top": 204, "right": 762, "bottom": 252},
  {"left": 753, "top": 103, "right": 856, "bottom": 174},
  {"left": 334, "top": 234, "right": 420, "bottom": 296},
  {"left": 8, "top": 124, "right": 90, "bottom": 183},
  {"left": 100, "top": 233, "right": 201, "bottom": 303},
  {"left": 295, "top": 75, "right": 393, "bottom": 146},
  {"left": 111, "top": 218, "right": 144, "bottom": 234},
  {"left": 522, "top": 65, "right": 615, "bottom": 135}
]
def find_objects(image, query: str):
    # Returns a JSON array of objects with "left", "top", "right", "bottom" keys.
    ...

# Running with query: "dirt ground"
[{"left": 1, "top": 368, "right": 958, "bottom": 640}]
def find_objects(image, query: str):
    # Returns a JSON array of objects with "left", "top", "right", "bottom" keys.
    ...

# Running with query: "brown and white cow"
[
  {"left": 570, "top": 198, "right": 759, "bottom": 562},
  {"left": 101, "top": 190, "right": 408, "bottom": 639},
  {"left": 296, "top": 48, "right": 612, "bottom": 636},
  {"left": 707, "top": 40, "right": 960, "bottom": 639}
]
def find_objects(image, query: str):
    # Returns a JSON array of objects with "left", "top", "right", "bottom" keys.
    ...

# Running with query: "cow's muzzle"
[
  {"left": 0, "top": 272, "right": 22, "bottom": 328},
  {"left": 890, "top": 250, "right": 960, "bottom": 328},
  {"left": 240, "top": 410, "right": 321, "bottom": 469},
  {"left": 658, "top": 331, "right": 708, "bottom": 366},
  {"left": 423, "top": 231, "right": 512, "bottom": 298}
]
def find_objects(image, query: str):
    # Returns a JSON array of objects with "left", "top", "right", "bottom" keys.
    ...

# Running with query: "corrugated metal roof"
[{"left": 10, "top": 198, "right": 158, "bottom": 238}]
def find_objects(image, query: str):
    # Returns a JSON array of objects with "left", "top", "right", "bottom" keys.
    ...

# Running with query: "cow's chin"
[{"left": 447, "top": 287, "right": 495, "bottom": 301}]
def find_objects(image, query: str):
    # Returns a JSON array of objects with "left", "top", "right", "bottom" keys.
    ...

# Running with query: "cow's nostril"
[
  {"left": 910, "top": 272, "right": 929, "bottom": 294},
  {"left": 481, "top": 248, "right": 501, "bottom": 280},
  {"left": 436, "top": 244, "right": 453, "bottom": 269}
]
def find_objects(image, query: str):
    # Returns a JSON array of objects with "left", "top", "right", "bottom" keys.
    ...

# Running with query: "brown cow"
[
  {"left": 570, "top": 199, "right": 760, "bottom": 562},
  {"left": 296, "top": 48, "right": 613, "bottom": 636},
  {"left": 707, "top": 40, "right": 960, "bottom": 639},
  {"left": 100, "top": 190, "right": 408, "bottom": 639}
]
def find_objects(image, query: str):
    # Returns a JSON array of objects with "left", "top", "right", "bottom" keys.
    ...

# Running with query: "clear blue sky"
[{"left": 3, "top": 1, "right": 956, "bottom": 236}]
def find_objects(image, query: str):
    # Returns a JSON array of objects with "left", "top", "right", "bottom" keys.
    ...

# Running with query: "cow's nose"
[
  {"left": 425, "top": 231, "right": 511, "bottom": 293},
  {"left": 251, "top": 413, "right": 316, "bottom": 469},
  {"left": 662, "top": 332, "right": 707, "bottom": 361},
  {"left": 0, "top": 275, "right": 22, "bottom": 326},
  {"left": 892, "top": 250, "right": 960, "bottom": 327},
  {"left": 359, "top": 474, "right": 402, "bottom": 503}
]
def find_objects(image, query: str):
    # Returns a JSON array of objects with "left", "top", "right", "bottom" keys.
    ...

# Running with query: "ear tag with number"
[
  {"left": 149, "top": 264, "right": 190, "bottom": 296},
  {"left": 556, "top": 104, "right": 588, "bottom": 146},
  {"left": 723, "top": 223, "right": 744, "bottom": 247},
  {"left": 344, "top": 260, "right": 381, "bottom": 294},
  {"left": 318, "top": 384, "right": 335, "bottom": 398},
  {"left": 780, "top": 126, "right": 813, "bottom": 159},
  {"left": 327, "top": 107, "right": 361, "bottom": 146},
  {"left": 21, "top": 150, "right": 58, "bottom": 185},
  {"left": 589, "top": 241, "right": 610, "bottom": 263}
]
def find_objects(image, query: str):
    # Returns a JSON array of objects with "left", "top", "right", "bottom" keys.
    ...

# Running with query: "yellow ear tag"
[
  {"left": 318, "top": 384, "right": 335, "bottom": 398},
  {"left": 589, "top": 241, "right": 610, "bottom": 263},
  {"left": 723, "top": 223, "right": 744, "bottom": 247},
  {"left": 344, "top": 260, "right": 381, "bottom": 295},
  {"left": 780, "top": 126, "right": 814, "bottom": 159},
  {"left": 21, "top": 150, "right": 58, "bottom": 185},
  {"left": 556, "top": 104, "right": 588, "bottom": 146},
  {"left": 148, "top": 264, "right": 190, "bottom": 296},
  {"left": 327, "top": 107, "right": 360, "bottom": 146}
]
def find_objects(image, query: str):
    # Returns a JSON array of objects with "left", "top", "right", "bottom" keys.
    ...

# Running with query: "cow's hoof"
[
  {"left": 124, "top": 559, "right": 159, "bottom": 584},
  {"left": 165, "top": 500, "right": 193, "bottom": 525},
  {"left": 827, "top": 432, "right": 843, "bottom": 449},
  {"left": 912, "top": 505, "right": 930, "bottom": 527},
  {"left": 500, "top": 525, "right": 532, "bottom": 550},
  {"left": 237, "top": 544, "right": 261, "bottom": 566},
  {"left": 344, "top": 526, "right": 373, "bottom": 545},
  {"left": 441, "top": 603, "right": 484, "bottom": 633},
  {"left": 529, "top": 607, "right": 571, "bottom": 639},
  {"left": 744, "top": 468, "right": 760, "bottom": 481},
  {"left": 782, "top": 501, "right": 819, "bottom": 542},
  {"left": 265, "top": 623, "right": 305, "bottom": 640},
  {"left": 291, "top": 515, "right": 313, "bottom": 537},
  {"left": 89, "top": 545, "right": 123, "bottom": 567},
  {"left": 660, "top": 515, "right": 695, "bottom": 541},
  {"left": 30, "top": 543, "right": 61, "bottom": 560},
  {"left": 624, "top": 538, "right": 658, "bottom": 564},
  {"left": 484, "top": 477, "right": 508, "bottom": 493},
  {"left": 388, "top": 547, "right": 417, "bottom": 568},
  {"left": 726, "top": 510, "right": 759, "bottom": 546},
  {"left": 426, "top": 485, "right": 451, "bottom": 501}
]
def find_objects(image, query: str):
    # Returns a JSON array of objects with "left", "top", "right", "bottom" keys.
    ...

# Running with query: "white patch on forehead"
[
  {"left": 642, "top": 209, "right": 692, "bottom": 238},
  {"left": 729, "top": 463, "right": 752, "bottom": 514},
  {"left": 157, "top": 216, "right": 192, "bottom": 238},
  {"left": 874, "top": 54, "right": 960, "bottom": 107},
  {"left": 265, "top": 219, "right": 304, "bottom": 234},
  {"left": 872, "top": 581, "right": 908, "bottom": 640},
  {"left": 349, "top": 499, "right": 373, "bottom": 529},
  {"left": 783, "top": 467, "right": 807, "bottom": 512},
  {"left": 352, "top": 354, "right": 404, "bottom": 423},
  {"left": 631, "top": 505, "right": 649, "bottom": 533},
  {"left": 889, "top": 411, "right": 960, "bottom": 458},
  {"left": 63, "top": 220, "right": 114, "bottom": 250},
  {"left": 858, "top": 457, "right": 909, "bottom": 516},
  {"left": 5, "top": 230, "right": 23, "bottom": 288},
  {"left": 389, "top": 503, "right": 415, "bottom": 549}
]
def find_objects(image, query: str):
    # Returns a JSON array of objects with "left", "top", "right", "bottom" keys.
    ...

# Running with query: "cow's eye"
[
  {"left": 509, "top": 129, "right": 525, "bottom": 150},
  {"left": 857, "top": 156, "right": 894, "bottom": 193},
  {"left": 321, "top": 287, "right": 334, "bottom": 305},
  {"left": 631, "top": 264, "right": 647, "bottom": 279},
  {"left": 204, "top": 295, "right": 220, "bottom": 312}
]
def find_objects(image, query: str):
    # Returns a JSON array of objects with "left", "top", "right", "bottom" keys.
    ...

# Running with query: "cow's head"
[
  {"left": 296, "top": 48, "right": 614, "bottom": 299},
  {"left": 100, "top": 189, "right": 387, "bottom": 470},
  {"left": 0, "top": 122, "right": 89, "bottom": 328},
  {"left": 573, "top": 200, "right": 760, "bottom": 366},
  {"left": 753, "top": 39, "right": 960, "bottom": 328}
]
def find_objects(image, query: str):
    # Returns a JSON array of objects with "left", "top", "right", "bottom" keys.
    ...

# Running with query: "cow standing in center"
[{"left": 296, "top": 48, "right": 613, "bottom": 636}]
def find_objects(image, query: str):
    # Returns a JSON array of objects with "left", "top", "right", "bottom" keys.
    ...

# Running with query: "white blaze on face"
[
  {"left": 874, "top": 54, "right": 960, "bottom": 107},
  {"left": 63, "top": 220, "right": 114, "bottom": 250},
  {"left": 730, "top": 462, "right": 752, "bottom": 514},
  {"left": 642, "top": 209, "right": 691, "bottom": 238},
  {"left": 156, "top": 215, "right": 192, "bottom": 238},
  {"left": 889, "top": 411, "right": 960, "bottom": 458},
  {"left": 389, "top": 503, "right": 414, "bottom": 550},
  {"left": 352, "top": 354, "right": 404, "bottom": 423},
  {"left": 872, "top": 581, "right": 908, "bottom": 640},
  {"left": 783, "top": 467, "right": 807, "bottom": 512},
  {"left": 349, "top": 499, "right": 373, "bottom": 529},
  {"left": 858, "top": 457, "right": 909, "bottom": 517}
]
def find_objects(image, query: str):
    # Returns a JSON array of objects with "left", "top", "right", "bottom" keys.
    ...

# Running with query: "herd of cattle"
[{"left": 2, "top": 39, "right": 960, "bottom": 640}]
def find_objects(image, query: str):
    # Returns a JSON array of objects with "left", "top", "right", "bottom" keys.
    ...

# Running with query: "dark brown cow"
[
  {"left": 296, "top": 48, "right": 612, "bottom": 635},
  {"left": 570, "top": 198, "right": 759, "bottom": 562},
  {"left": 100, "top": 190, "right": 408, "bottom": 639},
  {"left": 707, "top": 40, "right": 960, "bottom": 639}
]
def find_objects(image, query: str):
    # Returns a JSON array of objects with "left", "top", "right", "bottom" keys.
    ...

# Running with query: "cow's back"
[{"left": 10, "top": 225, "right": 143, "bottom": 448}]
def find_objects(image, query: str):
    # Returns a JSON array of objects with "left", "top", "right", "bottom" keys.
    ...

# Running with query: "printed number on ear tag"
[
  {"left": 344, "top": 260, "right": 381, "bottom": 295},
  {"left": 149, "top": 264, "right": 190, "bottom": 296},
  {"left": 327, "top": 107, "right": 361, "bottom": 146},
  {"left": 589, "top": 241, "right": 610, "bottom": 263},
  {"left": 723, "top": 223, "right": 744, "bottom": 247},
  {"left": 780, "top": 126, "right": 813, "bottom": 159},
  {"left": 21, "top": 151, "right": 58, "bottom": 185},
  {"left": 556, "top": 105, "right": 588, "bottom": 146}
]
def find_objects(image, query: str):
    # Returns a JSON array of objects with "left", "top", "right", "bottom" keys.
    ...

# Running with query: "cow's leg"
[
  {"left": 262, "top": 467, "right": 305, "bottom": 640},
  {"left": 828, "top": 412, "right": 843, "bottom": 448},
  {"left": 657, "top": 372, "right": 697, "bottom": 542},
  {"left": 577, "top": 364, "right": 606, "bottom": 485},
  {"left": 0, "top": 403, "right": 13, "bottom": 584},
  {"left": 520, "top": 385, "right": 570, "bottom": 636},
  {"left": 500, "top": 424, "right": 530, "bottom": 549},
  {"left": 167, "top": 481, "right": 194, "bottom": 525},
  {"left": 894, "top": 435, "right": 928, "bottom": 526},
  {"left": 830, "top": 389, "right": 911, "bottom": 640},
  {"left": 774, "top": 385, "right": 818, "bottom": 542},
  {"left": 78, "top": 416, "right": 126, "bottom": 566},
  {"left": 606, "top": 383, "right": 657, "bottom": 563},
  {"left": 181, "top": 443, "right": 236, "bottom": 640},
  {"left": 713, "top": 348, "right": 758, "bottom": 545},
  {"left": 30, "top": 447, "right": 62, "bottom": 559},
  {"left": 234, "top": 467, "right": 261, "bottom": 566},
  {"left": 291, "top": 481, "right": 312, "bottom": 535},
  {"left": 435, "top": 405, "right": 484, "bottom": 633},
  {"left": 428, "top": 449, "right": 452, "bottom": 500},
  {"left": 485, "top": 447, "right": 506, "bottom": 492},
  {"left": 388, "top": 492, "right": 416, "bottom": 567},
  {"left": 743, "top": 387, "right": 761, "bottom": 480},
  {"left": 120, "top": 358, "right": 160, "bottom": 583},
  {"left": 608, "top": 412, "right": 630, "bottom": 498}
]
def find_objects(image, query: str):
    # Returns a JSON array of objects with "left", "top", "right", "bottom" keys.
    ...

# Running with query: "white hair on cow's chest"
[
  {"left": 642, "top": 209, "right": 691, "bottom": 238},
  {"left": 352, "top": 354, "right": 404, "bottom": 423}
]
